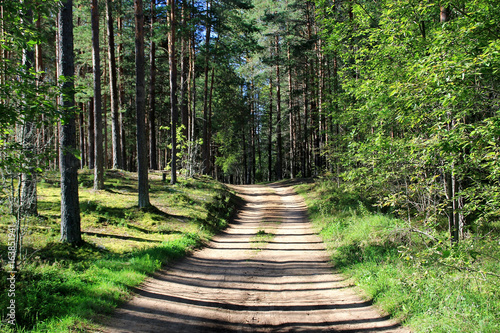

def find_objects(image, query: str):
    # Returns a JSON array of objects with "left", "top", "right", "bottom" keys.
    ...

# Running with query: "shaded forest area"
[{"left": 1, "top": 0, "right": 500, "bottom": 289}]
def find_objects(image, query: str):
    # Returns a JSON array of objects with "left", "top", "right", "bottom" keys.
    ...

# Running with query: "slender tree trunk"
[
  {"left": 92, "top": 0, "right": 104, "bottom": 190},
  {"left": 440, "top": 5, "right": 458, "bottom": 243},
  {"left": 268, "top": 79, "right": 273, "bottom": 182},
  {"left": 135, "top": 0, "right": 150, "bottom": 207},
  {"left": 180, "top": 0, "right": 189, "bottom": 139},
  {"left": 301, "top": 78, "right": 307, "bottom": 177},
  {"left": 79, "top": 103, "right": 86, "bottom": 168},
  {"left": 117, "top": 4, "right": 127, "bottom": 171},
  {"left": 88, "top": 98, "right": 95, "bottom": 169},
  {"left": 106, "top": 0, "right": 122, "bottom": 169},
  {"left": 149, "top": 0, "right": 157, "bottom": 170},
  {"left": 59, "top": 0, "right": 81, "bottom": 245},
  {"left": 169, "top": 0, "right": 178, "bottom": 184},
  {"left": 202, "top": 0, "right": 211, "bottom": 174},
  {"left": 250, "top": 79, "right": 256, "bottom": 183},
  {"left": 0, "top": 5, "right": 4, "bottom": 87},
  {"left": 20, "top": 4, "right": 37, "bottom": 216},
  {"left": 208, "top": 40, "right": 217, "bottom": 177},
  {"left": 243, "top": 130, "right": 248, "bottom": 184},
  {"left": 287, "top": 46, "right": 294, "bottom": 179},
  {"left": 275, "top": 34, "right": 282, "bottom": 180}
]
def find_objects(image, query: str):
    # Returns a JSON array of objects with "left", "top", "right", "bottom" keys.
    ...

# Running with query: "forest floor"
[{"left": 102, "top": 183, "right": 409, "bottom": 333}]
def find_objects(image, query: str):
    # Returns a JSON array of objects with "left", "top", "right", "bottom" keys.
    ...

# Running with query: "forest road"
[{"left": 103, "top": 184, "right": 410, "bottom": 333}]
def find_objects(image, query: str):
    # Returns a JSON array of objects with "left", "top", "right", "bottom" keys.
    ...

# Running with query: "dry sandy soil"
[{"left": 103, "top": 184, "right": 410, "bottom": 333}]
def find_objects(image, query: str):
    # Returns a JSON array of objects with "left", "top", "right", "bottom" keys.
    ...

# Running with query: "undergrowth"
[
  {"left": 0, "top": 171, "right": 236, "bottom": 332},
  {"left": 296, "top": 178, "right": 500, "bottom": 333}
]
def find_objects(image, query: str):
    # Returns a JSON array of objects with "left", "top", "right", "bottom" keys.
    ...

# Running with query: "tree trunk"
[
  {"left": 135, "top": 0, "right": 150, "bottom": 207},
  {"left": 208, "top": 40, "right": 217, "bottom": 177},
  {"left": 92, "top": 0, "right": 104, "bottom": 190},
  {"left": 275, "top": 34, "right": 282, "bottom": 180},
  {"left": 79, "top": 103, "right": 86, "bottom": 168},
  {"left": 287, "top": 46, "right": 294, "bottom": 179},
  {"left": 20, "top": 4, "right": 37, "bottom": 216},
  {"left": 106, "top": 0, "right": 122, "bottom": 169},
  {"left": 180, "top": 0, "right": 189, "bottom": 140},
  {"left": 268, "top": 79, "right": 273, "bottom": 182},
  {"left": 59, "top": 0, "right": 81, "bottom": 245},
  {"left": 250, "top": 79, "right": 256, "bottom": 183},
  {"left": 149, "top": 0, "right": 157, "bottom": 170},
  {"left": 88, "top": 98, "right": 95, "bottom": 169},
  {"left": 202, "top": 0, "right": 211, "bottom": 175},
  {"left": 169, "top": 0, "right": 178, "bottom": 184},
  {"left": 302, "top": 76, "right": 308, "bottom": 177},
  {"left": 117, "top": 3, "right": 127, "bottom": 171}
]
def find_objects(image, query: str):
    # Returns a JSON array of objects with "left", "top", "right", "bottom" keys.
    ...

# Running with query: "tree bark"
[
  {"left": 92, "top": 0, "right": 104, "bottom": 190},
  {"left": 149, "top": 0, "right": 157, "bottom": 170},
  {"left": 79, "top": 103, "right": 86, "bottom": 168},
  {"left": 202, "top": 0, "right": 211, "bottom": 175},
  {"left": 135, "top": 0, "right": 150, "bottom": 207},
  {"left": 268, "top": 79, "right": 273, "bottom": 182},
  {"left": 180, "top": 0, "right": 189, "bottom": 140},
  {"left": 20, "top": 4, "right": 37, "bottom": 216},
  {"left": 208, "top": 40, "right": 217, "bottom": 177},
  {"left": 117, "top": 3, "right": 127, "bottom": 171},
  {"left": 169, "top": 0, "right": 178, "bottom": 184},
  {"left": 275, "top": 34, "right": 282, "bottom": 180},
  {"left": 59, "top": 0, "right": 81, "bottom": 245},
  {"left": 106, "top": 0, "right": 122, "bottom": 169},
  {"left": 88, "top": 98, "right": 95, "bottom": 169},
  {"left": 287, "top": 46, "right": 294, "bottom": 179}
]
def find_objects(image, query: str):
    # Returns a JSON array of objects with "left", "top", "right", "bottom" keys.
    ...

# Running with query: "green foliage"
[
  {"left": 0, "top": 172, "right": 236, "bottom": 332},
  {"left": 314, "top": 0, "right": 500, "bottom": 241},
  {"left": 299, "top": 178, "right": 500, "bottom": 332}
]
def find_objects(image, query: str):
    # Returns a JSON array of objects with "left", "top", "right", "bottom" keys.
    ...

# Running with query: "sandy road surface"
[{"left": 103, "top": 184, "right": 409, "bottom": 333}]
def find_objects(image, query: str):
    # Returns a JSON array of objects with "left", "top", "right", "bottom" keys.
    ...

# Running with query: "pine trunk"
[
  {"left": 169, "top": 0, "right": 178, "bottom": 184},
  {"left": 135, "top": 0, "right": 150, "bottom": 207},
  {"left": 106, "top": 0, "right": 122, "bottom": 169},
  {"left": 149, "top": 0, "right": 157, "bottom": 170},
  {"left": 202, "top": 0, "right": 211, "bottom": 174},
  {"left": 275, "top": 35, "right": 282, "bottom": 180},
  {"left": 59, "top": 0, "right": 81, "bottom": 245},
  {"left": 92, "top": 0, "right": 104, "bottom": 190}
]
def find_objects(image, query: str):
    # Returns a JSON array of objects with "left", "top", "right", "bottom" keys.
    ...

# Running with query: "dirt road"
[{"left": 104, "top": 184, "right": 409, "bottom": 332}]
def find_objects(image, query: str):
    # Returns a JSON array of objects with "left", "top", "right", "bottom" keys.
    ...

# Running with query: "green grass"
[
  {"left": 0, "top": 170, "right": 237, "bottom": 333},
  {"left": 250, "top": 229, "right": 276, "bottom": 251},
  {"left": 296, "top": 179, "right": 500, "bottom": 333}
]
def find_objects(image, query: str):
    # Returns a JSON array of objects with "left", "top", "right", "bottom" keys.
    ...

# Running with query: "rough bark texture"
[
  {"left": 149, "top": 0, "right": 157, "bottom": 170},
  {"left": 202, "top": 0, "right": 211, "bottom": 175},
  {"left": 88, "top": 98, "right": 95, "bottom": 169},
  {"left": 135, "top": 0, "right": 150, "bottom": 208},
  {"left": 59, "top": 0, "right": 81, "bottom": 245},
  {"left": 268, "top": 80, "right": 273, "bottom": 182},
  {"left": 107, "top": 0, "right": 122, "bottom": 169},
  {"left": 117, "top": 7, "right": 127, "bottom": 171},
  {"left": 180, "top": 1, "right": 189, "bottom": 140},
  {"left": 275, "top": 35, "right": 282, "bottom": 180},
  {"left": 169, "top": 0, "right": 178, "bottom": 184},
  {"left": 92, "top": 0, "right": 104, "bottom": 190},
  {"left": 20, "top": 5, "right": 37, "bottom": 216}
]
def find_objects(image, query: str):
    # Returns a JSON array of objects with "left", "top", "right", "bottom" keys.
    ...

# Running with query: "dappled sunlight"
[{"left": 104, "top": 184, "right": 407, "bottom": 333}]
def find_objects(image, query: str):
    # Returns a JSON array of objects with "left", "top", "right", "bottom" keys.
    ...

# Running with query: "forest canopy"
[{"left": 1, "top": 0, "right": 500, "bottom": 245}]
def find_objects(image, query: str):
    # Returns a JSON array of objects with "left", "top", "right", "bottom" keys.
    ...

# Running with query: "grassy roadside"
[
  {"left": 296, "top": 179, "right": 500, "bottom": 333},
  {"left": 0, "top": 170, "right": 236, "bottom": 333}
]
